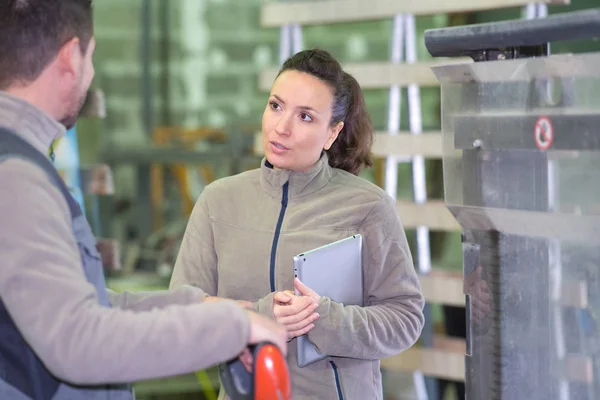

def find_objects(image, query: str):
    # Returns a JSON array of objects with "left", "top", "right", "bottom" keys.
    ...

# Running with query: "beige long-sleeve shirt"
[{"left": 0, "top": 91, "right": 250, "bottom": 385}]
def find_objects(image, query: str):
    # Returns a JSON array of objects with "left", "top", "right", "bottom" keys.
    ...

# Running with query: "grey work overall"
[{"left": 0, "top": 128, "right": 134, "bottom": 399}]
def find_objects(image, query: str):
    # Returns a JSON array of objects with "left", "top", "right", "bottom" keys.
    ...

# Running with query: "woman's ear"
[{"left": 324, "top": 121, "right": 344, "bottom": 150}]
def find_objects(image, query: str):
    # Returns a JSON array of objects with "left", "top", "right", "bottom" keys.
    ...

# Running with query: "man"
[{"left": 0, "top": 1, "right": 287, "bottom": 399}]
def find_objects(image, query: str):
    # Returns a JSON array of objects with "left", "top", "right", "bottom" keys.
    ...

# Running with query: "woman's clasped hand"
[{"left": 273, "top": 279, "right": 321, "bottom": 340}]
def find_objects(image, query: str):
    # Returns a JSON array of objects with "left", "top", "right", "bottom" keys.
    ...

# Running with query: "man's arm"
[
  {"left": 106, "top": 285, "right": 208, "bottom": 312},
  {"left": 0, "top": 160, "right": 250, "bottom": 385}
]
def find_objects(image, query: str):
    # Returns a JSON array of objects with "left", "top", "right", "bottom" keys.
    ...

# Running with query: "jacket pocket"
[
  {"left": 77, "top": 235, "right": 103, "bottom": 281},
  {"left": 78, "top": 234, "right": 102, "bottom": 261},
  {"left": 72, "top": 215, "right": 112, "bottom": 307},
  {"left": 329, "top": 360, "right": 344, "bottom": 400},
  {"left": 73, "top": 215, "right": 103, "bottom": 272}
]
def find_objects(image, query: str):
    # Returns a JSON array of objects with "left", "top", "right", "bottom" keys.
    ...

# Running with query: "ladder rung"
[
  {"left": 384, "top": 338, "right": 593, "bottom": 383},
  {"left": 381, "top": 347, "right": 464, "bottom": 381},
  {"left": 420, "top": 269, "right": 588, "bottom": 309},
  {"left": 253, "top": 131, "right": 443, "bottom": 159},
  {"left": 261, "top": 0, "right": 568, "bottom": 27},
  {"left": 258, "top": 60, "right": 472, "bottom": 92},
  {"left": 372, "top": 132, "right": 442, "bottom": 158},
  {"left": 432, "top": 334, "right": 466, "bottom": 353},
  {"left": 397, "top": 200, "right": 460, "bottom": 231},
  {"left": 420, "top": 269, "right": 464, "bottom": 307}
]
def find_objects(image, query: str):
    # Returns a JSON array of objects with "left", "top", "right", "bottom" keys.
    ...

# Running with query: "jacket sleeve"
[
  {"left": 106, "top": 285, "right": 208, "bottom": 312},
  {"left": 170, "top": 191, "right": 276, "bottom": 319},
  {"left": 251, "top": 292, "right": 276, "bottom": 319},
  {"left": 169, "top": 192, "right": 217, "bottom": 296},
  {"left": 307, "top": 194, "right": 425, "bottom": 360},
  {"left": 0, "top": 161, "right": 250, "bottom": 385}
]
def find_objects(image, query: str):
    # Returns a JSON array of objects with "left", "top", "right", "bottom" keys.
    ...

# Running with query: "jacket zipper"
[
  {"left": 269, "top": 181, "right": 289, "bottom": 291},
  {"left": 329, "top": 361, "right": 344, "bottom": 400}
]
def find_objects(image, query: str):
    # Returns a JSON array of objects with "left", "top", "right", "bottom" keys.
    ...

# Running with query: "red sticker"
[{"left": 534, "top": 116, "right": 553, "bottom": 151}]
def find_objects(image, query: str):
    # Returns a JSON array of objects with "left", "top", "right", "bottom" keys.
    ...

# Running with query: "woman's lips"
[{"left": 270, "top": 141, "right": 289, "bottom": 154}]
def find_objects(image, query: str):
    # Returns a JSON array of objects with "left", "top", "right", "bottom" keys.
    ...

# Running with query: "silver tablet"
[{"left": 293, "top": 234, "right": 363, "bottom": 368}]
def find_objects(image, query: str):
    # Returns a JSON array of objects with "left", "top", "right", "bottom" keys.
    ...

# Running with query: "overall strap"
[{"left": 0, "top": 127, "right": 82, "bottom": 220}]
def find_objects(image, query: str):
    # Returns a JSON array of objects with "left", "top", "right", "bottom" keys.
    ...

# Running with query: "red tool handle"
[
  {"left": 253, "top": 342, "right": 292, "bottom": 400},
  {"left": 220, "top": 342, "right": 291, "bottom": 400}
]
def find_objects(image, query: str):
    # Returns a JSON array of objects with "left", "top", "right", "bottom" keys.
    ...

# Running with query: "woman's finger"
[
  {"left": 278, "top": 302, "right": 318, "bottom": 324},
  {"left": 274, "top": 291, "right": 292, "bottom": 304},
  {"left": 284, "top": 312, "right": 319, "bottom": 332},
  {"left": 288, "top": 323, "right": 316, "bottom": 339},
  {"left": 274, "top": 297, "right": 315, "bottom": 318}
]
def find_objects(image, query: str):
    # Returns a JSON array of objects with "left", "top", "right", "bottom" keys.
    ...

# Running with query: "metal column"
[
  {"left": 425, "top": 7, "right": 600, "bottom": 400},
  {"left": 398, "top": 5, "right": 548, "bottom": 399}
]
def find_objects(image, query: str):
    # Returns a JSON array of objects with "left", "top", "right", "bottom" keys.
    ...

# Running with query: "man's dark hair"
[{"left": 0, "top": 0, "right": 94, "bottom": 89}]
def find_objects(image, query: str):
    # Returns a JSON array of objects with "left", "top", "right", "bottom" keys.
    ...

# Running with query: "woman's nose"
[{"left": 275, "top": 114, "right": 292, "bottom": 136}]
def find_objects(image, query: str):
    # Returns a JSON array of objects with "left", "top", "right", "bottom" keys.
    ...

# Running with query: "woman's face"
[{"left": 262, "top": 70, "right": 343, "bottom": 172}]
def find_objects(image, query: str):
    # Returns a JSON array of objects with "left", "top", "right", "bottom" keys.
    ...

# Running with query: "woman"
[{"left": 170, "top": 48, "right": 424, "bottom": 400}]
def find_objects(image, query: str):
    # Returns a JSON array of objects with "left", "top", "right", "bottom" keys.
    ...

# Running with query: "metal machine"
[{"left": 425, "top": 8, "right": 600, "bottom": 400}]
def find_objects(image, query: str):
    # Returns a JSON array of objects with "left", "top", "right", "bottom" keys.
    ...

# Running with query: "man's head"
[{"left": 0, "top": 0, "right": 95, "bottom": 129}]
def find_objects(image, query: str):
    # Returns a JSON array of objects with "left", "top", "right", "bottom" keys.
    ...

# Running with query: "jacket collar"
[
  {"left": 260, "top": 152, "right": 333, "bottom": 200},
  {"left": 0, "top": 91, "right": 66, "bottom": 155}
]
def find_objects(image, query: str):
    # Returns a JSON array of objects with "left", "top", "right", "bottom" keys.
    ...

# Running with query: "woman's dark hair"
[{"left": 277, "top": 49, "right": 373, "bottom": 175}]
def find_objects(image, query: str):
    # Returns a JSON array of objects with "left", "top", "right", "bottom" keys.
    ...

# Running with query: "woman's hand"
[
  {"left": 294, "top": 278, "right": 321, "bottom": 303},
  {"left": 273, "top": 289, "right": 320, "bottom": 340}
]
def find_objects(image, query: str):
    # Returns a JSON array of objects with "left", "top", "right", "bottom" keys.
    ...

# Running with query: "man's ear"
[
  {"left": 56, "top": 37, "right": 82, "bottom": 78},
  {"left": 323, "top": 121, "right": 344, "bottom": 150}
]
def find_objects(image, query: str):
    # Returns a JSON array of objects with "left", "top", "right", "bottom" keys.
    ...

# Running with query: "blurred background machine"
[
  {"left": 426, "top": 9, "right": 600, "bottom": 400},
  {"left": 103, "top": 123, "right": 255, "bottom": 281},
  {"left": 54, "top": 88, "right": 122, "bottom": 272}
]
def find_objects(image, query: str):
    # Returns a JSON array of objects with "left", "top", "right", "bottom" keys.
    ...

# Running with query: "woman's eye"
[
  {"left": 300, "top": 113, "right": 313, "bottom": 122},
  {"left": 269, "top": 101, "right": 281, "bottom": 111}
]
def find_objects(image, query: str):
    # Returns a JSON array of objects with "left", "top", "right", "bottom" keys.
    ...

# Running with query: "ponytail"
[{"left": 326, "top": 72, "right": 373, "bottom": 176}]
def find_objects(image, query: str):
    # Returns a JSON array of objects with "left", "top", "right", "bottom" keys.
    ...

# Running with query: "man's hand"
[
  {"left": 204, "top": 298, "right": 285, "bottom": 371},
  {"left": 273, "top": 287, "right": 319, "bottom": 340},
  {"left": 238, "top": 347, "right": 254, "bottom": 372},
  {"left": 246, "top": 310, "right": 288, "bottom": 357}
]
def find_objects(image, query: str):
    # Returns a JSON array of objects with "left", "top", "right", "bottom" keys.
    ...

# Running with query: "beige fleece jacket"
[
  {"left": 0, "top": 91, "right": 250, "bottom": 386},
  {"left": 170, "top": 153, "right": 425, "bottom": 400}
]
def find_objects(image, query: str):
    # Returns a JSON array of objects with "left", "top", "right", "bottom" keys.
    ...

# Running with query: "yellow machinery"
[{"left": 150, "top": 126, "right": 226, "bottom": 231}]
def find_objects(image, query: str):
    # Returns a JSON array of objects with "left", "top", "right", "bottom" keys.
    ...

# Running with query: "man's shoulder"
[{"left": 0, "top": 157, "right": 70, "bottom": 216}]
